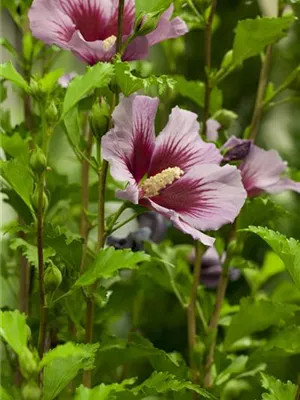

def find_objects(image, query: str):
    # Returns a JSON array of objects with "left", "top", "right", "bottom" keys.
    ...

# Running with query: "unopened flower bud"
[
  {"left": 29, "top": 78, "right": 41, "bottom": 97},
  {"left": 29, "top": 147, "right": 47, "bottom": 175},
  {"left": 135, "top": 11, "right": 161, "bottom": 36},
  {"left": 221, "top": 49, "right": 234, "bottom": 69},
  {"left": 89, "top": 100, "right": 110, "bottom": 139},
  {"left": 44, "top": 262, "right": 62, "bottom": 292},
  {"left": 212, "top": 109, "right": 237, "bottom": 129},
  {"left": 223, "top": 141, "right": 251, "bottom": 162},
  {"left": 19, "top": 348, "right": 38, "bottom": 379},
  {"left": 22, "top": 381, "right": 41, "bottom": 400},
  {"left": 30, "top": 186, "right": 48, "bottom": 212},
  {"left": 46, "top": 101, "right": 58, "bottom": 125}
]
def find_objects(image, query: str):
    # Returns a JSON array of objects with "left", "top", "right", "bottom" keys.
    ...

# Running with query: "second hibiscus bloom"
[
  {"left": 28, "top": 0, "right": 187, "bottom": 65},
  {"left": 102, "top": 95, "right": 247, "bottom": 246}
]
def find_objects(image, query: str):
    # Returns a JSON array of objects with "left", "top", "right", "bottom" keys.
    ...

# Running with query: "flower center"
[
  {"left": 103, "top": 35, "right": 117, "bottom": 51},
  {"left": 140, "top": 167, "right": 184, "bottom": 198}
]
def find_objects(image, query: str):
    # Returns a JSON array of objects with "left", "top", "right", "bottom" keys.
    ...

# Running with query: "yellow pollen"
[
  {"left": 103, "top": 35, "right": 117, "bottom": 50},
  {"left": 140, "top": 167, "right": 184, "bottom": 198}
]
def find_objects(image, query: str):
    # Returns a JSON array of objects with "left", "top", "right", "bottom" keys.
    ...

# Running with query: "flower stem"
[
  {"left": 187, "top": 241, "right": 205, "bottom": 387},
  {"left": 37, "top": 178, "right": 48, "bottom": 359},
  {"left": 202, "top": 0, "right": 217, "bottom": 133},
  {"left": 80, "top": 122, "right": 94, "bottom": 274},
  {"left": 247, "top": 45, "right": 273, "bottom": 140},
  {"left": 116, "top": 0, "right": 125, "bottom": 54},
  {"left": 203, "top": 260, "right": 229, "bottom": 388}
]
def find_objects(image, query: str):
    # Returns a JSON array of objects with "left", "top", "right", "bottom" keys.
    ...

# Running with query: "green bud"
[
  {"left": 18, "top": 348, "right": 38, "bottom": 379},
  {"left": 29, "top": 147, "right": 47, "bottom": 175},
  {"left": 220, "top": 49, "right": 234, "bottom": 69},
  {"left": 30, "top": 185, "right": 48, "bottom": 213},
  {"left": 22, "top": 381, "right": 41, "bottom": 400},
  {"left": 89, "top": 100, "right": 110, "bottom": 139},
  {"left": 23, "top": 32, "right": 33, "bottom": 62},
  {"left": 29, "top": 78, "right": 41, "bottom": 98},
  {"left": 134, "top": 10, "right": 162, "bottom": 36},
  {"left": 44, "top": 262, "right": 62, "bottom": 292},
  {"left": 46, "top": 101, "right": 58, "bottom": 125},
  {"left": 212, "top": 109, "right": 237, "bottom": 129}
]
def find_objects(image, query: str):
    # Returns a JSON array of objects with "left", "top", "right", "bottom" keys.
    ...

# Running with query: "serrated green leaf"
[
  {"left": 115, "top": 61, "right": 175, "bottom": 97},
  {"left": 96, "top": 333, "right": 185, "bottom": 378},
  {"left": 224, "top": 298, "right": 298, "bottom": 349},
  {"left": 0, "top": 310, "right": 28, "bottom": 355},
  {"left": 74, "top": 379, "right": 136, "bottom": 400},
  {"left": 237, "top": 197, "right": 286, "bottom": 230},
  {"left": 176, "top": 76, "right": 222, "bottom": 113},
  {"left": 233, "top": 16, "right": 294, "bottom": 64},
  {"left": 0, "top": 62, "right": 29, "bottom": 91},
  {"left": 75, "top": 247, "right": 150, "bottom": 287},
  {"left": 261, "top": 373, "right": 297, "bottom": 400},
  {"left": 1, "top": 133, "right": 29, "bottom": 160},
  {"left": 132, "top": 371, "right": 215, "bottom": 398},
  {"left": 10, "top": 238, "right": 56, "bottom": 269},
  {"left": 42, "top": 343, "right": 99, "bottom": 400},
  {"left": 62, "top": 63, "right": 114, "bottom": 116},
  {"left": 0, "top": 157, "right": 34, "bottom": 212},
  {"left": 39, "top": 68, "right": 64, "bottom": 93},
  {"left": 244, "top": 226, "right": 300, "bottom": 291},
  {"left": 265, "top": 326, "right": 300, "bottom": 353}
]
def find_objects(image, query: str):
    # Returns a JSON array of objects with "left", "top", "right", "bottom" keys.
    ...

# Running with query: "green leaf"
[
  {"left": 0, "top": 158, "right": 34, "bottom": 212},
  {"left": 115, "top": 61, "right": 175, "bottom": 97},
  {"left": 96, "top": 333, "right": 185, "bottom": 378},
  {"left": 10, "top": 238, "right": 56, "bottom": 269},
  {"left": 0, "top": 386, "right": 13, "bottom": 400},
  {"left": 74, "top": 380, "right": 136, "bottom": 400},
  {"left": 233, "top": 16, "right": 294, "bottom": 64},
  {"left": 0, "top": 62, "right": 29, "bottom": 91},
  {"left": 176, "top": 76, "right": 222, "bottom": 113},
  {"left": 62, "top": 63, "right": 114, "bottom": 116},
  {"left": 224, "top": 298, "right": 298, "bottom": 349},
  {"left": 74, "top": 247, "right": 150, "bottom": 287},
  {"left": 1, "top": 133, "right": 30, "bottom": 160},
  {"left": 244, "top": 226, "right": 300, "bottom": 292},
  {"left": 132, "top": 371, "right": 215, "bottom": 398},
  {"left": 0, "top": 310, "right": 28, "bottom": 355},
  {"left": 243, "top": 251, "right": 285, "bottom": 293},
  {"left": 261, "top": 373, "right": 297, "bottom": 400},
  {"left": 63, "top": 106, "right": 81, "bottom": 148},
  {"left": 135, "top": 0, "right": 171, "bottom": 14},
  {"left": 41, "top": 342, "right": 99, "bottom": 400},
  {"left": 265, "top": 326, "right": 300, "bottom": 353},
  {"left": 0, "top": 38, "right": 18, "bottom": 59},
  {"left": 237, "top": 197, "right": 286, "bottom": 230},
  {"left": 39, "top": 68, "right": 64, "bottom": 93}
]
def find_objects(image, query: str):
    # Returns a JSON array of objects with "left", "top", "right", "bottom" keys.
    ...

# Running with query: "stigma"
[
  {"left": 103, "top": 35, "right": 117, "bottom": 51},
  {"left": 140, "top": 167, "right": 184, "bottom": 198}
]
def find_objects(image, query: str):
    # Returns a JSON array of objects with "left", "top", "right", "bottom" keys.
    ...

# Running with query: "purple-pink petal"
[
  {"left": 102, "top": 95, "right": 159, "bottom": 184},
  {"left": 150, "top": 164, "right": 246, "bottom": 232},
  {"left": 146, "top": 4, "right": 188, "bottom": 47},
  {"left": 144, "top": 199, "right": 215, "bottom": 246},
  {"left": 149, "top": 107, "right": 222, "bottom": 176}
]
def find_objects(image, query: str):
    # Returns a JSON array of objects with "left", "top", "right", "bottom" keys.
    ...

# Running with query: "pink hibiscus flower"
[
  {"left": 224, "top": 137, "right": 300, "bottom": 197},
  {"left": 102, "top": 95, "right": 247, "bottom": 246},
  {"left": 28, "top": 0, "right": 188, "bottom": 65}
]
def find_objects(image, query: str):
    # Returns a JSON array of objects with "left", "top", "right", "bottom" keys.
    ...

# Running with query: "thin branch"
[
  {"left": 203, "top": 263, "right": 229, "bottom": 388},
  {"left": 248, "top": 45, "right": 273, "bottom": 140},
  {"left": 116, "top": 0, "right": 125, "bottom": 54},
  {"left": 80, "top": 123, "right": 93, "bottom": 274},
  {"left": 202, "top": 0, "right": 217, "bottom": 133},
  {"left": 187, "top": 241, "right": 204, "bottom": 387},
  {"left": 37, "top": 180, "right": 48, "bottom": 358}
]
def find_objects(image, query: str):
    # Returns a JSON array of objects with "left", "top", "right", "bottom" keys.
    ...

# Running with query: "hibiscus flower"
[
  {"left": 102, "top": 95, "right": 246, "bottom": 246},
  {"left": 28, "top": 0, "right": 187, "bottom": 64}
]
